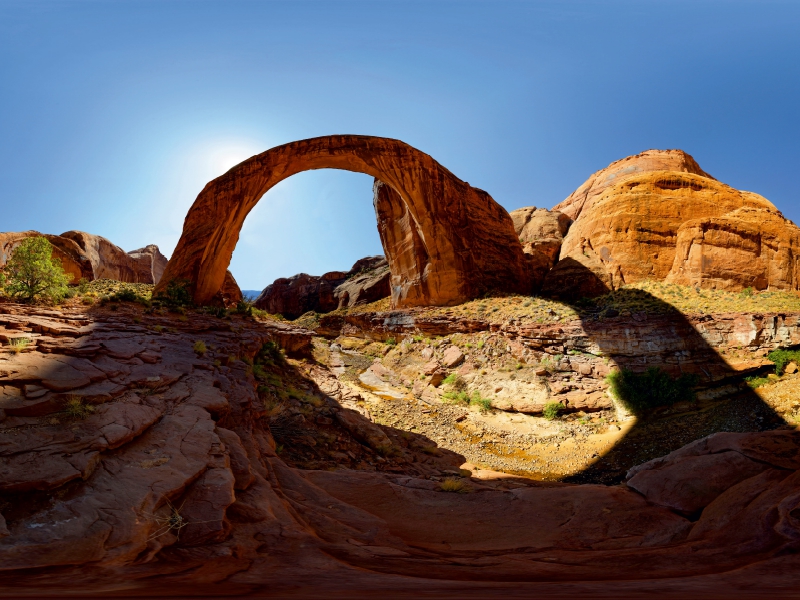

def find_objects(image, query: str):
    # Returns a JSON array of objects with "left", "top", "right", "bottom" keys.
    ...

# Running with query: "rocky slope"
[
  {"left": 0, "top": 301, "right": 798, "bottom": 597},
  {"left": 0, "top": 230, "right": 168, "bottom": 285},
  {"left": 254, "top": 256, "right": 390, "bottom": 319}
]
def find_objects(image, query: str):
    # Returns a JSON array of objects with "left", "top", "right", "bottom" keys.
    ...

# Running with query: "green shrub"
[
  {"left": 543, "top": 402, "right": 565, "bottom": 420},
  {"left": 442, "top": 390, "right": 470, "bottom": 404},
  {"left": 235, "top": 300, "right": 253, "bottom": 316},
  {"left": 744, "top": 375, "right": 772, "bottom": 389},
  {"left": 469, "top": 391, "right": 492, "bottom": 412},
  {"left": 385, "top": 337, "right": 397, "bottom": 346},
  {"left": 156, "top": 279, "right": 192, "bottom": 308},
  {"left": 1, "top": 237, "right": 72, "bottom": 303},
  {"left": 193, "top": 340, "right": 207, "bottom": 355},
  {"left": 442, "top": 373, "right": 467, "bottom": 391},
  {"left": 256, "top": 341, "right": 284, "bottom": 365},
  {"left": 606, "top": 367, "right": 698, "bottom": 415},
  {"left": 767, "top": 348, "right": 800, "bottom": 376}
]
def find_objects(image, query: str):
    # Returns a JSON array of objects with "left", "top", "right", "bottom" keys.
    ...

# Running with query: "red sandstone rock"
[
  {"left": 158, "top": 136, "right": 532, "bottom": 307},
  {"left": 552, "top": 149, "right": 715, "bottom": 221},
  {"left": 667, "top": 205, "right": 800, "bottom": 291},
  {"left": 545, "top": 150, "right": 800, "bottom": 298},
  {"left": 254, "top": 256, "right": 390, "bottom": 319},
  {"left": 0, "top": 230, "right": 168, "bottom": 285}
]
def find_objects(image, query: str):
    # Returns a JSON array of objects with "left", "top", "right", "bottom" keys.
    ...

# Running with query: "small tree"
[{"left": 2, "top": 237, "right": 72, "bottom": 303}]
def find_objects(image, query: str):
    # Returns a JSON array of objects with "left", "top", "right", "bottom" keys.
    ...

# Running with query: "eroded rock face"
[
  {"left": 0, "top": 231, "right": 167, "bottom": 285},
  {"left": 543, "top": 149, "right": 800, "bottom": 299},
  {"left": 254, "top": 256, "right": 390, "bottom": 319},
  {"left": 157, "top": 136, "right": 532, "bottom": 307},
  {"left": 666, "top": 206, "right": 800, "bottom": 291},
  {"left": 127, "top": 244, "right": 169, "bottom": 285}
]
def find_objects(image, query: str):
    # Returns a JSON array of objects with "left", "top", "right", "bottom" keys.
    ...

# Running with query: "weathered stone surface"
[
  {"left": 510, "top": 206, "right": 572, "bottom": 265},
  {"left": 545, "top": 150, "right": 800, "bottom": 298},
  {"left": 0, "top": 231, "right": 91, "bottom": 284},
  {"left": 333, "top": 258, "right": 391, "bottom": 310},
  {"left": 158, "top": 135, "right": 532, "bottom": 307},
  {"left": 441, "top": 345, "right": 465, "bottom": 368},
  {"left": 1, "top": 302, "right": 799, "bottom": 596}
]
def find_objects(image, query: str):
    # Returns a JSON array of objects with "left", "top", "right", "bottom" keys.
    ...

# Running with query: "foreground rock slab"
[{"left": 0, "top": 302, "right": 798, "bottom": 598}]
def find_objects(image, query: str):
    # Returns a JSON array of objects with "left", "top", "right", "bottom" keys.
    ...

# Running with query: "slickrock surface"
[
  {"left": 157, "top": 135, "right": 532, "bottom": 307},
  {"left": 254, "top": 256, "right": 390, "bottom": 319},
  {"left": 0, "top": 301, "right": 799, "bottom": 597},
  {"left": 552, "top": 149, "right": 715, "bottom": 221},
  {"left": 0, "top": 230, "right": 167, "bottom": 285}
]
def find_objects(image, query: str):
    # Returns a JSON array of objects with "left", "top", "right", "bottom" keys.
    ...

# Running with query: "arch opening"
[{"left": 156, "top": 135, "right": 532, "bottom": 307}]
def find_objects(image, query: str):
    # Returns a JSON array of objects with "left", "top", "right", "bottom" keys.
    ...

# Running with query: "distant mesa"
[
  {"left": 0, "top": 230, "right": 167, "bottom": 285},
  {"left": 254, "top": 255, "right": 390, "bottom": 319}
]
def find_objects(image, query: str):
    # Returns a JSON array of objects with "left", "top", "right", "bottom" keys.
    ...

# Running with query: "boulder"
[{"left": 509, "top": 206, "right": 572, "bottom": 265}]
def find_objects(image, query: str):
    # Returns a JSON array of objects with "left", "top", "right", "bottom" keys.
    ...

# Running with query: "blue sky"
[{"left": 1, "top": 1, "right": 799, "bottom": 290}]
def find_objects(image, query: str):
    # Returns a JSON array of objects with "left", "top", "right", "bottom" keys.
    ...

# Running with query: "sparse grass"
[
  {"left": 63, "top": 396, "right": 95, "bottom": 419},
  {"left": 385, "top": 337, "right": 397, "bottom": 346},
  {"left": 442, "top": 373, "right": 467, "bottom": 391},
  {"left": 8, "top": 337, "right": 31, "bottom": 353},
  {"left": 193, "top": 340, "right": 207, "bottom": 356},
  {"left": 745, "top": 375, "right": 773, "bottom": 389},
  {"left": 439, "top": 477, "right": 472, "bottom": 493},
  {"left": 543, "top": 402, "right": 565, "bottom": 420}
]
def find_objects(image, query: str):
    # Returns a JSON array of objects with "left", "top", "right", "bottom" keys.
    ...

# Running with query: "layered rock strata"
[
  {"left": 254, "top": 256, "right": 390, "bottom": 319},
  {"left": 0, "top": 304, "right": 798, "bottom": 596},
  {"left": 157, "top": 135, "right": 532, "bottom": 307},
  {"left": 0, "top": 230, "right": 168, "bottom": 285}
]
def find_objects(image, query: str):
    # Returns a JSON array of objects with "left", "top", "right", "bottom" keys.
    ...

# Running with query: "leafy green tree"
[{"left": 2, "top": 237, "right": 72, "bottom": 303}]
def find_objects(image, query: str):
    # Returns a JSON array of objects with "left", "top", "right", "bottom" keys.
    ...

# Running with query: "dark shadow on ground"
[{"left": 542, "top": 261, "right": 788, "bottom": 484}]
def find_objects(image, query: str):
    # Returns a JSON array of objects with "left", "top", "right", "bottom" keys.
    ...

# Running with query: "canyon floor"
[{"left": 1, "top": 284, "right": 800, "bottom": 597}]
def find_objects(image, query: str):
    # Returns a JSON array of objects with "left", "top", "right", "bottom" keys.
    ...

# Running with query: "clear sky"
[{"left": 1, "top": 1, "right": 799, "bottom": 290}]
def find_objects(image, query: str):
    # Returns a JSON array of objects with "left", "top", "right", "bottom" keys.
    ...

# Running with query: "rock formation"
[
  {"left": 157, "top": 135, "right": 532, "bottom": 307},
  {"left": 543, "top": 150, "right": 800, "bottom": 299},
  {"left": 254, "top": 256, "right": 390, "bottom": 319},
  {"left": 0, "top": 230, "right": 168, "bottom": 285}
]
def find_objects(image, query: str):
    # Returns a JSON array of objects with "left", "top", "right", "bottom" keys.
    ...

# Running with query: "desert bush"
[
  {"left": 543, "top": 401, "right": 565, "bottom": 420},
  {"left": 1, "top": 237, "right": 72, "bottom": 303},
  {"left": 235, "top": 300, "right": 253, "bottom": 316},
  {"left": 439, "top": 477, "right": 472, "bottom": 493},
  {"left": 256, "top": 341, "right": 284, "bottom": 365},
  {"left": 606, "top": 367, "right": 698, "bottom": 415},
  {"left": 385, "top": 337, "right": 397, "bottom": 346},
  {"left": 193, "top": 340, "right": 207, "bottom": 355},
  {"left": 155, "top": 278, "right": 192, "bottom": 308},
  {"left": 768, "top": 348, "right": 800, "bottom": 376},
  {"left": 442, "top": 373, "right": 467, "bottom": 391},
  {"left": 8, "top": 337, "right": 31, "bottom": 353},
  {"left": 63, "top": 396, "right": 95, "bottom": 419},
  {"left": 745, "top": 375, "right": 772, "bottom": 389},
  {"left": 469, "top": 390, "right": 492, "bottom": 412}
]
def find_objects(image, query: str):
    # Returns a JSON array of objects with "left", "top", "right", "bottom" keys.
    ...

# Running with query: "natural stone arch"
[{"left": 157, "top": 135, "right": 532, "bottom": 307}]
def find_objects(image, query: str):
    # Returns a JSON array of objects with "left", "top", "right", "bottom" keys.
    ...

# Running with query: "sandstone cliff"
[
  {"left": 254, "top": 256, "right": 390, "bottom": 319},
  {"left": 543, "top": 151, "right": 800, "bottom": 299},
  {"left": 0, "top": 231, "right": 168, "bottom": 285}
]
